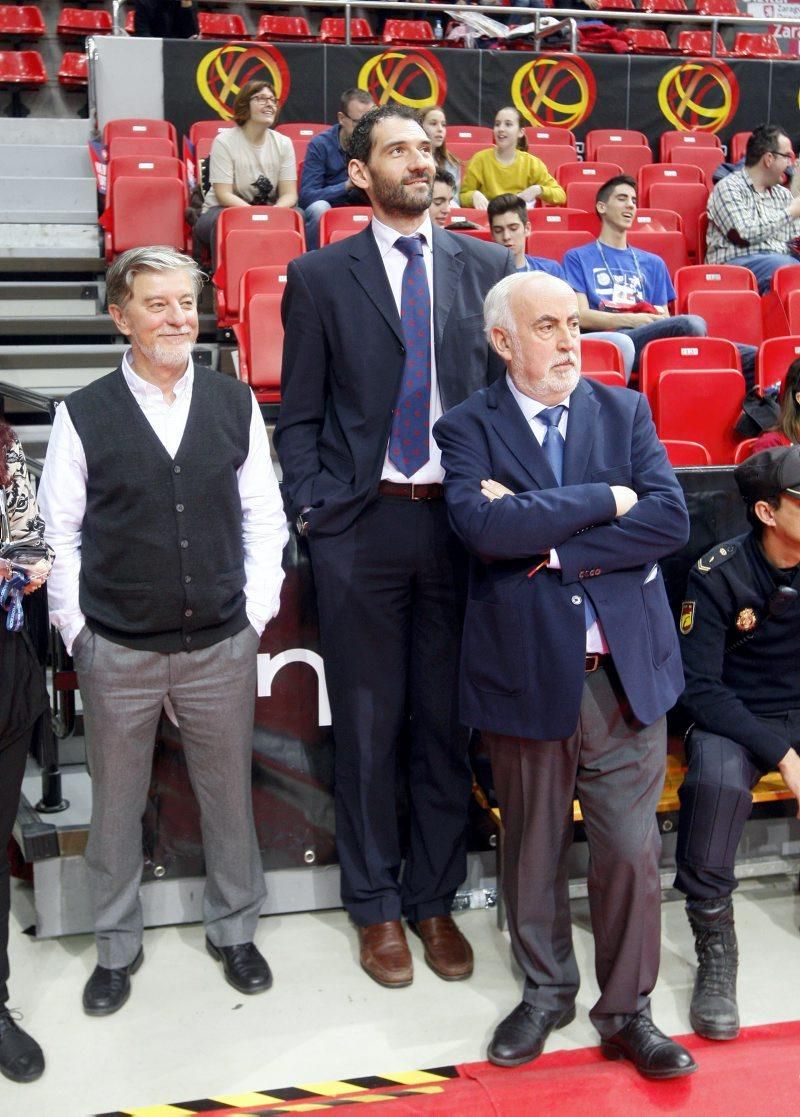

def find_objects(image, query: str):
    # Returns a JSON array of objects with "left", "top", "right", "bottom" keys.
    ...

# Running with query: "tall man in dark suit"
[
  {"left": 434, "top": 272, "right": 696, "bottom": 1078},
  {"left": 275, "top": 105, "right": 513, "bottom": 988}
]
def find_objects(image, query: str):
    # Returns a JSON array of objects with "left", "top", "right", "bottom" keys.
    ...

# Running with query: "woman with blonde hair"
[{"left": 460, "top": 105, "right": 565, "bottom": 210}]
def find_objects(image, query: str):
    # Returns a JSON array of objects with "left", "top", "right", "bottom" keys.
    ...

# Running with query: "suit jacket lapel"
[
  {"left": 431, "top": 227, "right": 462, "bottom": 354},
  {"left": 347, "top": 227, "right": 404, "bottom": 348},
  {"left": 563, "top": 378, "right": 598, "bottom": 484},
  {"left": 489, "top": 378, "right": 559, "bottom": 491}
]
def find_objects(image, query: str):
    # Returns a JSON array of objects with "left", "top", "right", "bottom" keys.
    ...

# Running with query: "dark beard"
[{"left": 371, "top": 174, "right": 434, "bottom": 217}]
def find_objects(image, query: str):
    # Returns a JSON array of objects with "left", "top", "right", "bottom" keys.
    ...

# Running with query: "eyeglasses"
[
  {"left": 769, "top": 150, "right": 794, "bottom": 161},
  {"left": 339, "top": 110, "right": 363, "bottom": 124},
  {"left": 250, "top": 94, "right": 277, "bottom": 108}
]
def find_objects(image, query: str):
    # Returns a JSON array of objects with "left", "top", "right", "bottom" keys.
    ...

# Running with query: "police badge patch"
[
  {"left": 735, "top": 607, "right": 757, "bottom": 632},
  {"left": 680, "top": 601, "right": 695, "bottom": 635}
]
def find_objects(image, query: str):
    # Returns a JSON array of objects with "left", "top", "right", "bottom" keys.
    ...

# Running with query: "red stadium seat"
[
  {"left": 197, "top": 13, "right": 248, "bottom": 40},
  {"left": 257, "top": 15, "right": 315, "bottom": 42},
  {"left": 733, "top": 33, "right": 785, "bottom": 58},
  {"left": 101, "top": 176, "right": 188, "bottom": 263},
  {"left": 214, "top": 206, "right": 304, "bottom": 273},
  {"left": 107, "top": 135, "right": 177, "bottom": 161},
  {"left": 625, "top": 29, "right": 672, "bottom": 53},
  {"left": 628, "top": 230, "right": 689, "bottom": 280},
  {"left": 529, "top": 144, "right": 577, "bottom": 170},
  {"left": 594, "top": 144, "right": 652, "bottom": 181},
  {"left": 729, "top": 131, "right": 751, "bottom": 164},
  {"left": 275, "top": 122, "right": 327, "bottom": 143},
  {"left": 558, "top": 161, "right": 622, "bottom": 188},
  {"left": 448, "top": 140, "right": 487, "bottom": 165},
  {"left": 448, "top": 207, "right": 489, "bottom": 226},
  {"left": 238, "top": 265, "right": 290, "bottom": 309},
  {"left": 661, "top": 440, "right": 712, "bottom": 466},
  {"left": 733, "top": 438, "right": 758, "bottom": 465},
  {"left": 696, "top": 0, "right": 740, "bottom": 12},
  {"left": 106, "top": 155, "right": 185, "bottom": 209},
  {"left": 772, "top": 266, "right": 800, "bottom": 307},
  {"left": 631, "top": 209, "right": 682, "bottom": 233},
  {"left": 233, "top": 293, "right": 284, "bottom": 404},
  {"left": 787, "top": 291, "right": 800, "bottom": 334},
  {"left": 319, "top": 207, "right": 373, "bottom": 247},
  {"left": 189, "top": 120, "right": 236, "bottom": 149},
  {"left": 642, "top": 0, "right": 687, "bottom": 10},
  {"left": 660, "top": 130, "right": 722, "bottom": 163},
  {"left": 584, "top": 370, "right": 627, "bottom": 386},
  {"left": 585, "top": 129, "right": 649, "bottom": 161},
  {"left": 449, "top": 126, "right": 494, "bottom": 144},
  {"left": 0, "top": 6, "right": 45, "bottom": 41},
  {"left": 57, "top": 7, "right": 113, "bottom": 40},
  {"left": 564, "top": 181, "right": 606, "bottom": 213},
  {"left": 104, "top": 117, "right": 177, "bottom": 150},
  {"left": 674, "top": 264, "right": 757, "bottom": 314},
  {"left": 319, "top": 17, "right": 377, "bottom": 43},
  {"left": 0, "top": 49, "right": 47, "bottom": 107},
  {"left": 639, "top": 335, "right": 741, "bottom": 414},
  {"left": 665, "top": 146, "right": 724, "bottom": 189},
  {"left": 581, "top": 338, "right": 625, "bottom": 376},
  {"left": 525, "top": 229, "right": 593, "bottom": 263},
  {"left": 381, "top": 20, "right": 434, "bottom": 45},
  {"left": 677, "top": 31, "right": 728, "bottom": 57},
  {"left": 58, "top": 51, "right": 87, "bottom": 90},
  {"left": 214, "top": 229, "right": 304, "bottom": 327},
  {"left": 647, "top": 182, "right": 708, "bottom": 259},
  {"left": 598, "top": 0, "right": 635, "bottom": 8},
  {"left": 638, "top": 162, "right": 703, "bottom": 205},
  {"left": 686, "top": 289, "right": 764, "bottom": 347},
  {"left": 757, "top": 336, "right": 800, "bottom": 391},
  {"left": 525, "top": 127, "right": 576, "bottom": 148},
  {"left": 528, "top": 208, "right": 597, "bottom": 233},
  {"left": 656, "top": 369, "right": 746, "bottom": 464}
]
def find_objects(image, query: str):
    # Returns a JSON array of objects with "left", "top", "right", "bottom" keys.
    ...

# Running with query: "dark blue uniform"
[{"left": 675, "top": 530, "right": 800, "bottom": 899}]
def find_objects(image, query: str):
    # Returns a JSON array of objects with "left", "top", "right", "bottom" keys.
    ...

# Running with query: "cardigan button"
[
  {"left": 173, "top": 465, "right": 181, "bottom": 474},
  {"left": 180, "top": 539, "right": 189, "bottom": 549}
]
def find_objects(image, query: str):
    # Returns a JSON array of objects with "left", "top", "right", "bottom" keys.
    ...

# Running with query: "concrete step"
[
  {"left": 2, "top": 144, "right": 93, "bottom": 179},
  {"left": 1, "top": 176, "right": 97, "bottom": 223},
  {"left": 0, "top": 280, "right": 105, "bottom": 319},
  {"left": 0, "top": 119, "right": 92, "bottom": 145}
]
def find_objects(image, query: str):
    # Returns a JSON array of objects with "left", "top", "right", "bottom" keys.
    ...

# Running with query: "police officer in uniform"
[{"left": 675, "top": 444, "right": 800, "bottom": 1041}]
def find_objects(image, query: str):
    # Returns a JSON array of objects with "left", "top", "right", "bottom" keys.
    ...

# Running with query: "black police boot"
[{"left": 686, "top": 897, "right": 739, "bottom": 1041}]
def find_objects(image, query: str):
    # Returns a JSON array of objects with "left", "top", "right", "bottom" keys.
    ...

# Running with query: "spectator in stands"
[
  {"left": 434, "top": 271, "right": 695, "bottom": 1081},
  {"left": 486, "top": 194, "right": 637, "bottom": 378},
  {"left": 429, "top": 169, "right": 456, "bottom": 228},
  {"left": 132, "top": 0, "right": 198, "bottom": 38},
  {"left": 195, "top": 80, "right": 298, "bottom": 268},
  {"left": 39, "top": 247, "right": 289, "bottom": 1017},
  {"left": 421, "top": 107, "right": 462, "bottom": 193},
  {"left": 563, "top": 175, "right": 707, "bottom": 373},
  {"left": 299, "top": 88, "right": 374, "bottom": 251},
  {"left": 0, "top": 423, "right": 52, "bottom": 1084},
  {"left": 275, "top": 105, "right": 513, "bottom": 992},
  {"left": 753, "top": 358, "right": 800, "bottom": 452},
  {"left": 675, "top": 444, "right": 800, "bottom": 1042},
  {"left": 706, "top": 123, "right": 800, "bottom": 294},
  {"left": 460, "top": 106, "right": 566, "bottom": 210}
]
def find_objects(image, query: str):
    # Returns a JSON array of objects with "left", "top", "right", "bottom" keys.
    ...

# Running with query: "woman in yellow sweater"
[{"left": 460, "top": 106, "right": 566, "bottom": 210}]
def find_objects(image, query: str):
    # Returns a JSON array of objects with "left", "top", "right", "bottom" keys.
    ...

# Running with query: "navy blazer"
[
  {"left": 433, "top": 376, "right": 690, "bottom": 739},
  {"left": 274, "top": 224, "right": 513, "bottom": 537}
]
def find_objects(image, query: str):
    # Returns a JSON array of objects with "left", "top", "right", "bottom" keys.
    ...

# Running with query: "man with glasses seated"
[
  {"left": 675, "top": 444, "right": 800, "bottom": 1043},
  {"left": 707, "top": 123, "right": 800, "bottom": 294}
]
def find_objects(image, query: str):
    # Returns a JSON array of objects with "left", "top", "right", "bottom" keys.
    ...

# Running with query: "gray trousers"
[
  {"left": 486, "top": 663, "right": 666, "bottom": 1039},
  {"left": 73, "top": 626, "right": 266, "bottom": 968}
]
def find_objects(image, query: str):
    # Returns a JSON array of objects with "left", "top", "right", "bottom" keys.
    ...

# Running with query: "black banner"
[{"left": 163, "top": 40, "right": 800, "bottom": 153}]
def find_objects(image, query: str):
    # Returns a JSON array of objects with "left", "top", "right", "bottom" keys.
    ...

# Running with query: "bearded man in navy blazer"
[
  {"left": 275, "top": 105, "right": 513, "bottom": 989},
  {"left": 433, "top": 272, "right": 696, "bottom": 1079}
]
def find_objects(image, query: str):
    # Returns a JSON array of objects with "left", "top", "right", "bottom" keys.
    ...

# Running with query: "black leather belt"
[
  {"left": 585, "top": 654, "right": 611, "bottom": 674},
  {"left": 378, "top": 481, "right": 444, "bottom": 501}
]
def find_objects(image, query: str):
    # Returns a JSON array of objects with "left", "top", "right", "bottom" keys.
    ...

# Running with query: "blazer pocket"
[
  {"left": 319, "top": 445, "right": 355, "bottom": 484},
  {"left": 591, "top": 464, "right": 632, "bottom": 485},
  {"left": 641, "top": 566, "right": 677, "bottom": 669},
  {"left": 464, "top": 599, "right": 526, "bottom": 695}
]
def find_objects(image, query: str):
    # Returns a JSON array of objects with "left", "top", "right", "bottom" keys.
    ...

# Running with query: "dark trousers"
[
  {"left": 307, "top": 495, "right": 471, "bottom": 926},
  {"left": 0, "top": 729, "right": 29, "bottom": 1005},
  {"left": 674, "top": 716, "right": 798, "bottom": 900},
  {"left": 486, "top": 664, "right": 666, "bottom": 1039},
  {"left": 133, "top": 0, "right": 198, "bottom": 38}
]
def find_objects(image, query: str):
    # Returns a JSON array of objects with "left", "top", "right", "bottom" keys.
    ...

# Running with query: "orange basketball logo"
[
  {"left": 358, "top": 49, "right": 446, "bottom": 110},
  {"left": 196, "top": 43, "right": 291, "bottom": 119},
  {"left": 657, "top": 61, "right": 739, "bottom": 133},
  {"left": 511, "top": 56, "right": 596, "bottom": 130}
]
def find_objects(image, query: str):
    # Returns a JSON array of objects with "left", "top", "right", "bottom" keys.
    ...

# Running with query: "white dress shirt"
[
  {"left": 38, "top": 352, "right": 289, "bottom": 654},
  {"left": 506, "top": 373, "right": 608, "bottom": 654},
  {"left": 370, "top": 214, "right": 445, "bottom": 484}
]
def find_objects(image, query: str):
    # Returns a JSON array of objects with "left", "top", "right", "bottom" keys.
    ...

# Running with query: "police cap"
[{"left": 734, "top": 443, "right": 800, "bottom": 505}]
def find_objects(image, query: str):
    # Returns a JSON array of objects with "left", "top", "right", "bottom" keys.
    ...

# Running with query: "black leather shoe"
[
  {"left": 206, "top": 939, "right": 273, "bottom": 994},
  {"left": 82, "top": 947, "right": 144, "bottom": 1017},
  {"left": 0, "top": 1008, "right": 44, "bottom": 1083},
  {"left": 601, "top": 1014, "right": 697, "bottom": 1079},
  {"left": 488, "top": 1002, "right": 576, "bottom": 1067}
]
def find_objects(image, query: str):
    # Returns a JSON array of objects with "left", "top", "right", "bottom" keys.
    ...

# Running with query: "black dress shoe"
[
  {"left": 82, "top": 947, "right": 144, "bottom": 1017},
  {"left": 601, "top": 1013, "right": 697, "bottom": 1079},
  {"left": 488, "top": 1002, "right": 576, "bottom": 1067},
  {"left": 0, "top": 1008, "right": 45, "bottom": 1083},
  {"left": 206, "top": 939, "right": 273, "bottom": 994}
]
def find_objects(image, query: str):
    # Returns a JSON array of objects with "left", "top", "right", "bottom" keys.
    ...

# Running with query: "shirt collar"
[
  {"left": 371, "top": 213, "right": 434, "bottom": 260},
  {"left": 506, "top": 372, "right": 574, "bottom": 423},
  {"left": 122, "top": 349, "right": 194, "bottom": 403},
  {"left": 741, "top": 167, "right": 782, "bottom": 197}
]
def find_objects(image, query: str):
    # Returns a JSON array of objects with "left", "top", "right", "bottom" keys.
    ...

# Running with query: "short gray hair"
[
  {"left": 483, "top": 271, "right": 577, "bottom": 345},
  {"left": 106, "top": 246, "right": 205, "bottom": 309}
]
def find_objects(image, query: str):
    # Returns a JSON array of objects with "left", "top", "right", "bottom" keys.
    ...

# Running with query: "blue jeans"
[
  {"left": 729, "top": 252, "right": 800, "bottom": 295},
  {"left": 620, "top": 314, "right": 707, "bottom": 373},
  {"left": 303, "top": 199, "right": 331, "bottom": 252}
]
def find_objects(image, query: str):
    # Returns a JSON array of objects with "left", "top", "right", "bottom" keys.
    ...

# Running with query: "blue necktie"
[
  {"left": 388, "top": 236, "right": 431, "bottom": 478},
  {"left": 538, "top": 405, "right": 598, "bottom": 631}
]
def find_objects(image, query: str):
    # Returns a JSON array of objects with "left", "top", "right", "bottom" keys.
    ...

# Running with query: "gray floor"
[{"left": 4, "top": 872, "right": 800, "bottom": 1114}]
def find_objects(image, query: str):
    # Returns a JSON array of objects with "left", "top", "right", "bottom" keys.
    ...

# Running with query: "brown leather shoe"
[
  {"left": 358, "top": 921, "right": 413, "bottom": 988},
  {"left": 409, "top": 915, "right": 474, "bottom": 980}
]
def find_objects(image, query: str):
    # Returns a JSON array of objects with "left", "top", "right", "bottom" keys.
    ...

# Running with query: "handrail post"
[{"left": 345, "top": 1, "right": 351, "bottom": 46}]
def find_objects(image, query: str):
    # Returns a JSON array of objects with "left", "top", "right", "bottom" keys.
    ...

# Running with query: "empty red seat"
[
  {"left": 106, "top": 155, "right": 185, "bottom": 208},
  {"left": 449, "top": 140, "right": 487, "bottom": 165},
  {"left": 214, "top": 228, "right": 304, "bottom": 326},
  {"left": 238, "top": 265, "right": 290, "bottom": 308},
  {"left": 642, "top": 0, "right": 687, "bottom": 10},
  {"left": 189, "top": 120, "right": 236, "bottom": 149},
  {"left": 638, "top": 162, "right": 703, "bottom": 206},
  {"left": 656, "top": 369, "right": 746, "bottom": 464},
  {"left": 581, "top": 338, "right": 626, "bottom": 377},
  {"left": 733, "top": 33, "right": 784, "bottom": 57},
  {"left": 448, "top": 207, "right": 488, "bottom": 226},
  {"left": 233, "top": 293, "right": 284, "bottom": 404},
  {"left": 733, "top": 438, "right": 758, "bottom": 465},
  {"left": 772, "top": 266, "right": 800, "bottom": 307},
  {"left": 274, "top": 122, "right": 327, "bottom": 145},
  {"left": 594, "top": 144, "right": 652, "bottom": 181},
  {"left": 104, "top": 117, "right": 178, "bottom": 153},
  {"left": 101, "top": 176, "right": 188, "bottom": 263},
  {"left": 108, "top": 135, "right": 176, "bottom": 161},
  {"left": 585, "top": 129, "right": 649, "bottom": 161},
  {"left": 666, "top": 146, "right": 724, "bottom": 189},
  {"left": 558, "top": 161, "right": 622, "bottom": 188},
  {"left": 687, "top": 289, "right": 764, "bottom": 347},
  {"left": 0, "top": 5, "right": 45, "bottom": 41},
  {"left": 381, "top": 20, "right": 434, "bottom": 45},
  {"left": 631, "top": 209, "right": 682, "bottom": 233},
  {"left": 757, "top": 336, "right": 800, "bottom": 391},
  {"left": 449, "top": 126, "right": 494, "bottom": 144},
  {"left": 57, "top": 7, "right": 113, "bottom": 39},
  {"left": 525, "top": 127, "right": 576, "bottom": 147},
  {"left": 674, "top": 263, "right": 757, "bottom": 314},
  {"left": 197, "top": 12, "right": 248, "bottom": 40},
  {"left": 625, "top": 29, "right": 672, "bottom": 53},
  {"left": 529, "top": 144, "right": 577, "bottom": 170},
  {"left": 319, "top": 207, "right": 373, "bottom": 247},
  {"left": 319, "top": 17, "right": 376, "bottom": 43},
  {"left": 525, "top": 229, "right": 593, "bottom": 263},
  {"left": 629, "top": 230, "right": 689, "bottom": 279},
  {"left": 729, "top": 131, "right": 751, "bottom": 163},
  {"left": 696, "top": 0, "right": 740, "bottom": 12},
  {"left": 661, "top": 440, "right": 712, "bottom": 467},
  {"left": 257, "top": 15, "right": 315, "bottom": 42},
  {"left": 647, "top": 182, "right": 708, "bottom": 259},
  {"left": 564, "top": 181, "right": 609, "bottom": 213},
  {"left": 58, "top": 51, "right": 87, "bottom": 90},
  {"left": 214, "top": 205, "right": 304, "bottom": 272},
  {"left": 584, "top": 370, "right": 627, "bottom": 387},
  {"left": 528, "top": 208, "right": 597, "bottom": 233},
  {"left": 598, "top": 0, "right": 635, "bottom": 8},
  {"left": 0, "top": 49, "right": 47, "bottom": 88},
  {"left": 677, "top": 31, "right": 727, "bottom": 57},
  {"left": 639, "top": 335, "right": 741, "bottom": 414},
  {"left": 660, "top": 130, "right": 721, "bottom": 162}
]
